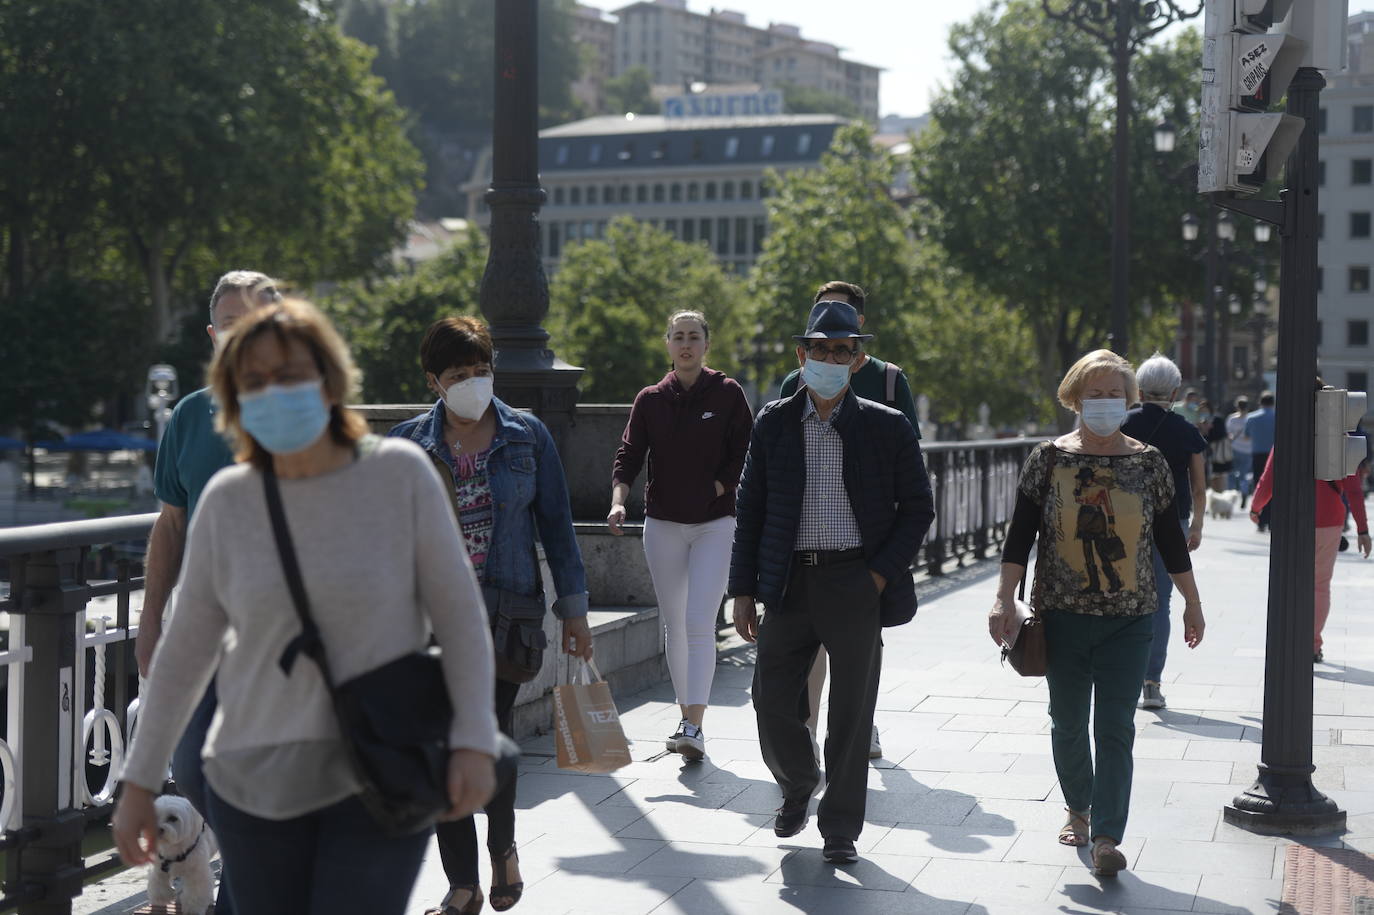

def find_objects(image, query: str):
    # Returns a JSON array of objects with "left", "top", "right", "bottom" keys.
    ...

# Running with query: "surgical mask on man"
[
  {"left": 801, "top": 358, "right": 851, "bottom": 400},
  {"left": 1080, "top": 398, "right": 1128, "bottom": 437},
  {"left": 441, "top": 376, "right": 494, "bottom": 421},
  {"left": 238, "top": 379, "right": 330, "bottom": 454}
]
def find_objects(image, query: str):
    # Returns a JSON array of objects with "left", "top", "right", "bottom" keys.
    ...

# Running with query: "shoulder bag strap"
[
  {"left": 885, "top": 362, "right": 900, "bottom": 403},
  {"left": 262, "top": 466, "right": 338, "bottom": 692}
]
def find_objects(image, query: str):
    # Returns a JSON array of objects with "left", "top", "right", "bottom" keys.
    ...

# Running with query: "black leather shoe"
[
  {"left": 773, "top": 796, "right": 809, "bottom": 837},
  {"left": 822, "top": 836, "right": 858, "bottom": 864}
]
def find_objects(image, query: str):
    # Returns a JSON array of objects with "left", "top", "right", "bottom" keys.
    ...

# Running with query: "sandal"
[
  {"left": 426, "top": 883, "right": 484, "bottom": 915},
  {"left": 489, "top": 843, "right": 524, "bottom": 912},
  {"left": 1091, "top": 837, "right": 1127, "bottom": 877},
  {"left": 1058, "top": 808, "right": 1090, "bottom": 847}
]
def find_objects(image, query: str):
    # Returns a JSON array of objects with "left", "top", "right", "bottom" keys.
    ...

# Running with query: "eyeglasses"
[{"left": 803, "top": 342, "right": 859, "bottom": 365}]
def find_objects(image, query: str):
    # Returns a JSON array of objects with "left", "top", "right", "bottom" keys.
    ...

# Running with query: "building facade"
[
  {"left": 462, "top": 113, "right": 848, "bottom": 275},
  {"left": 572, "top": 4, "right": 618, "bottom": 115},
  {"left": 1318, "top": 11, "right": 1374, "bottom": 400},
  {"left": 608, "top": 1, "right": 882, "bottom": 122}
]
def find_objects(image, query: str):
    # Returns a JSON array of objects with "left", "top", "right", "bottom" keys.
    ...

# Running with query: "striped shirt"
[{"left": 796, "top": 395, "right": 862, "bottom": 550}]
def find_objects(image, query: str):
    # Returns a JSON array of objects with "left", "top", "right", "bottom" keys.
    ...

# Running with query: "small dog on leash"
[
  {"left": 1207, "top": 489, "right": 1242, "bottom": 519},
  {"left": 147, "top": 794, "right": 217, "bottom": 915}
]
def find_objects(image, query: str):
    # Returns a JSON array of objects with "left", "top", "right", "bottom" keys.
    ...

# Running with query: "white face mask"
[
  {"left": 1080, "top": 398, "right": 1127, "bottom": 437},
  {"left": 441, "top": 376, "right": 494, "bottom": 420}
]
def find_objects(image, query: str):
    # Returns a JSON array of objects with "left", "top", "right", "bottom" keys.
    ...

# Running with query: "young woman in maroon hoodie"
[{"left": 608, "top": 310, "right": 753, "bottom": 759}]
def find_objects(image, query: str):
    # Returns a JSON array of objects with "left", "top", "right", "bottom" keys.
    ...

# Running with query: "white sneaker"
[
  {"left": 666, "top": 718, "right": 688, "bottom": 753},
  {"left": 869, "top": 725, "right": 883, "bottom": 760},
  {"left": 677, "top": 723, "right": 705, "bottom": 760}
]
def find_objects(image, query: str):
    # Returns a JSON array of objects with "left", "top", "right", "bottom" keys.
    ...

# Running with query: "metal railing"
[
  {"left": 0, "top": 513, "right": 154, "bottom": 914},
  {"left": 0, "top": 436, "right": 1042, "bottom": 913}
]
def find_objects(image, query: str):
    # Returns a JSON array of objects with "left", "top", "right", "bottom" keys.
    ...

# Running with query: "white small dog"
[
  {"left": 1207, "top": 489, "right": 1242, "bottom": 519},
  {"left": 148, "top": 794, "right": 218, "bottom": 915}
]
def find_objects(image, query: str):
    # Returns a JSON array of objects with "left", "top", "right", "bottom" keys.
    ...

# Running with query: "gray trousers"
[{"left": 752, "top": 555, "right": 882, "bottom": 840}]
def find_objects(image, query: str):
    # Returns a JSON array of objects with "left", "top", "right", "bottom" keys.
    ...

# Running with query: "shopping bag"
[{"left": 553, "top": 659, "right": 631, "bottom": 773}]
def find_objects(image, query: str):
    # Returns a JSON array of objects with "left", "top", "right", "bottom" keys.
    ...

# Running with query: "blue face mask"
[
  {"left": 237, "top": 379, "right": 330, "bottom": 455},
  {"left": 801, "top": 357, "right": 852, "bottom": 400}
]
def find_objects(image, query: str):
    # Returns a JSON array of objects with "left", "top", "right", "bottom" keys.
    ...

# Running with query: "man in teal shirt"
[
  {"left": 776, "top": 280, "right": 919, "bottom": 762},
  {"left": 136, "top": 270, "right": 280, "bottom": 915},
  {"left": 777, "top": 281, "right": 921, "bottom": 438}
]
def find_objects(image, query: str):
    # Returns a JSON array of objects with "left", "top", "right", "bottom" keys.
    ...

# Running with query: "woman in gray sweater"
[{"left": 113, "top": 299, "right": 500, "bottom": 914}]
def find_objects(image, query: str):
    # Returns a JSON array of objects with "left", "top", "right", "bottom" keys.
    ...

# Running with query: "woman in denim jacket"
[{"left": 390, "top": 316, "right": 592, "bottom": 915}]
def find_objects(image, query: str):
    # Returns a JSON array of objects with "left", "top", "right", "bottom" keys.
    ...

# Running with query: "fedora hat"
[{"left": 793, "top": 300, "right": 874, "bottom": 342}]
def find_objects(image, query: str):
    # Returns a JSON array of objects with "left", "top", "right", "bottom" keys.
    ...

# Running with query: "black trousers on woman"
[{"left": 437, "top": 677, "right": 521, "bottom": 885}]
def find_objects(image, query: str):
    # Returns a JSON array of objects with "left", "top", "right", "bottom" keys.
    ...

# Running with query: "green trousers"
[{"left": 1044, "top": 610, "right": 1154, "bottom": 844}]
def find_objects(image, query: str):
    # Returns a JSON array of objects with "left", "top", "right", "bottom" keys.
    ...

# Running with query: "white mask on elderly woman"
[{"left": 1080, "top": 398, "right": 1127, "bottom": 436}]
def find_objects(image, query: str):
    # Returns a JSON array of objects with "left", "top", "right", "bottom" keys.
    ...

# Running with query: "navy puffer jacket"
[{"left": 728, "top": 388, "right": 936, "bottom": 627}]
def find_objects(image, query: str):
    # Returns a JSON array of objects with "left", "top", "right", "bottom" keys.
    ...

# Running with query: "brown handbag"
[{"left": 1001, "top": 446, "right": 1056, "bottom": 677}]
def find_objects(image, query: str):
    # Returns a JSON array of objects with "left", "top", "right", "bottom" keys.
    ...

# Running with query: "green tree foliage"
[
  {"left": 602, "top": 66, "right": 657, "bottom": 116},
  {"left": 780, "top": 84, "right": 862, "bottom": 120},
  {"left": 549, "top": 217, "right": 748, "bottom": 403},
  {"left": 325, "top": 232, "right": 490, "bottom": 404},
  {"left": 912, "top": 2, "right": 1207, "bottom": 418}
]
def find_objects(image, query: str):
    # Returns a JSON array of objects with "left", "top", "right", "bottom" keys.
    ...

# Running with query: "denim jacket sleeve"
[{"left": 529, "top": 416, "right": 590, "bottom": 619}]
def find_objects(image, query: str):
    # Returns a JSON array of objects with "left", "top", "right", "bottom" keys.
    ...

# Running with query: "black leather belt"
[{"left": 794, "top": 547, "right": 864, "bottom": 567}]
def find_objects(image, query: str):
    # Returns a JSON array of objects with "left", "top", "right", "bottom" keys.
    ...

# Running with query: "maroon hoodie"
[{"left": 613, "top": 368, "right": 754, "bottom": 524}]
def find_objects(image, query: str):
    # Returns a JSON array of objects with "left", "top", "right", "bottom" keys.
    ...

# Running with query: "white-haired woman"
[
  {"left": 1120, "top": 353, "right": 1208, "bottom": 711},
  {"left": 989, "top": 349, "right": 1204, "bottom": 877}
]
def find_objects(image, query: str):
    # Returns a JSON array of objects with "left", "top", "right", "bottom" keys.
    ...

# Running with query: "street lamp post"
[
  {"left": 1043, "top": 0, "right": 1201, "bottom": 358},
  {"left": 480, "top": 0, "right": 583, "bottom": 449}
]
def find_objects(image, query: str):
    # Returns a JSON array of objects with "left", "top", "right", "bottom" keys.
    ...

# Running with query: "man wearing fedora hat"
[{"left": 728, "top": 300, "right": 935, "bottom": 864}]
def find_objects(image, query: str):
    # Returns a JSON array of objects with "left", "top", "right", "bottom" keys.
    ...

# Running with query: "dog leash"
[{"left": 159, "top": 821, "right": 206, "bottom": 873}]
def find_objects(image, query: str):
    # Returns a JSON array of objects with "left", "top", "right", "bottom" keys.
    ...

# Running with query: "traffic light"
[
  {"left": 1198, "top": 0, "right": 1307, "bottom": 194},
  {"left": 1314, "top": 386, "right": 1369, "bottom": 480}
]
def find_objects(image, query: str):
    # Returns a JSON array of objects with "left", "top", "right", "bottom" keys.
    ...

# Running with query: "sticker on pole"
[
  {"left": 1237, "top": 145, "right": 1259, "bottom": 172},
  {"left": 1237, "top": 40, "right": 1273, "bottom": 96}
]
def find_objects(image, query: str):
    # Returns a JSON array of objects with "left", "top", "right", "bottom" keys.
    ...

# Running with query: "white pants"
[{"left": 642, "top": 515, "right": 735, "bottom": 707}]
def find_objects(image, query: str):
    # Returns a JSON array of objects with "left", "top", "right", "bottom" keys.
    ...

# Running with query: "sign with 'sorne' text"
[{"left": 663, "top": 90, "right": 784, "bottom": 119}]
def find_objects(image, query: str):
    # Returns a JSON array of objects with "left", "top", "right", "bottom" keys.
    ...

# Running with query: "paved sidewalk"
[{"left": 80, "top": 508, "right": 1374, "bottom": 914}]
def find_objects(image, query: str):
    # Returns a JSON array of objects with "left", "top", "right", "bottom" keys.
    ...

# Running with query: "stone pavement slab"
[{"left": 75, "top": 508, "right": 1374, "bottom": 915}]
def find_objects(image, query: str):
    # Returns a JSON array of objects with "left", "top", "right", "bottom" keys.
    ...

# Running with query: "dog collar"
[{"left": 159, "top": 822, "right": 205, "bottom": 873}]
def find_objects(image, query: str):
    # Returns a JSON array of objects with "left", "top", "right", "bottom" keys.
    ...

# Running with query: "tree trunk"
[{"left": 135, "top": 228, "right": 174, "bottom": 341}]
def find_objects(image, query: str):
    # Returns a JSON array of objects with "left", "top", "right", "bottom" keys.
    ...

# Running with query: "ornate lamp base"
[{"left": 1225, "top": 767, "right": 1346, "bottom": 836}]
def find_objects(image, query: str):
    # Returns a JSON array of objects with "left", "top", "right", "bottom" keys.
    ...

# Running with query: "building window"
[
  {"left": 589, "top": 143, "right": 602, "bottom": 164},
  {"left": 556, "top": 144, "right": 570, "bottom": 165},
  {"left": 553, "top": 187, "right": 565, "bottom": 206},
  {"left": 1356, "top": 105, "right": 1374, "bottom": 133},
  {"left": 797, "top": 133, "right": 812, "bottom": 155},
  {"left": 739, "top": 180, "right": 753, "bottom": 199},
  {"left": 671, "top": 183, "right": 683, "bottom": 202},
  {"left": 570, "top": 186, "right": 582, "bottom": 205},
  {"left": 1351, "top": 267, "right": 1371, "bottom": 293},
  {"left": 665, "top": 219, "right": 678, "bottom": 238},
  {"left": 688, "top": 182, "right": 700, "bottom": 201},
  {"left": 1350, "top": 371, "right": 1369, "bottom": 393},
  {"left": 752, "top": 216, "right": 767, "bottom": 253},
  {"left": 653, "top": 141, "right": 669, "bottom": 160},
  {"left": 1353, "top": 212, "right": 1371, "bottom": 238},
  {"left": 583, "top": 221, "right": 595, "bottom": 240},
  {"left": 605, "top": 185, "right": 616, "bottom": 203},
  {"left": 1350, "top": 320, "right": 1370, "bottom": 346},
  {"left": 1354, "top": 159, "right": 1373, "bottom": 185},
  {"left": 722, "top": 181, "right": 735, "bottom": 200},
  {"left": 683, "top": 219, "right": 695, "bottom": 242},
  {"left": 717, "top": 217, "right": 730, "bottom": 255},
  {"left": 699, "top": 218, "right": 711, "bottom": 244},
  {"left": 587, "top": 186, "right": 598, "bottom": 205},
  {"left": 725, "top": 136, "right": 740, "bottom": 158},
  {"left": 566, "top": 222, "right": 580, "bottom": 242},
  {"left": 619, "top": 141, "right": 635, "bottom": 161},
  {"left": 761, "top": 134, "right": 775, "bottom": 157},
  {"left": 691, "top": 139, "right": 704, "bottom": 161},
  {"left": 705, "top": 182, "right": 717, "bottom": 201},
  {"left": 652, "top": 183, "right": 665, "bottom": 203},
  {"left": 619, "top": 185, "right": 630, "bottom": 204},
  {"left": 548, "top": 222, "right": 561, "bottom": 258},
  {"left": 735, "top": 217, "right": 748, "bottom": 255}
]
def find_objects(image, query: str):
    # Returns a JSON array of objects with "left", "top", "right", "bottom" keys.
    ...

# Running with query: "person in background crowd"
[
  {"left": 391, "top": 316, "right": 593, "bottom": 914},
  {"left": 133, "top": 269, "right": 282, "bottom": 915},
  {"left": 1202, "top": 401, "right": 1233, "bottom": 490},
  {"left": 1245, "top": 392, "right": 1278, "bottom": 532},
  {"left": 1249, "top": 378, "right": 1371, "bottom": 664},
  {"left": 608, "top": 310, "right": 753, "bottom": 761},
  {"left": 1172, "top": 388, "right": 1202, "bottom": 426},
  {"left": 114, "top": 299, "right": 500, "bottom": 914},
  {"left": 1121, "top": 354, "right": 1206, "bottom": 711},
  {"left": 1226, "top": 397, "right": 1253, "bottom": 505},
  {"left": 778, "top": 281, "right": 919, "bottom": 762},
  {"left": 990, "top": 349, "right": 1203, "bottom": 878},
  {"left": 730, "top": 300, "right": 934, "bottom": 866}
]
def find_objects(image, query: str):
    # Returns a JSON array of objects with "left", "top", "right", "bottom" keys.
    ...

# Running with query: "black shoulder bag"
[{"left": 262, "top": 464, "right": 454, "bottom": 837}]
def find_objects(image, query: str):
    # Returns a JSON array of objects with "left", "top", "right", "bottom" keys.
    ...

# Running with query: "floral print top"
[
  {"left": 443, "top": 447, "right": 494, "bottom": 580},
  {"left": 1017, "top": 442, "right": 1176, "bottom": 617}
]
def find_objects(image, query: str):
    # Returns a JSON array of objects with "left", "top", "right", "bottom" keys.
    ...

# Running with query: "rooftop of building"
[{"left": 541, "top": 112, "right": 848, "bottom": 138}]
